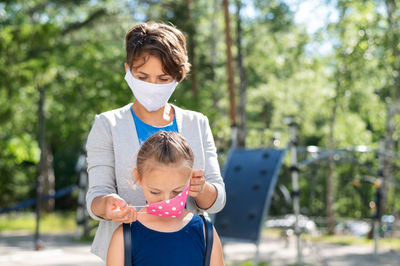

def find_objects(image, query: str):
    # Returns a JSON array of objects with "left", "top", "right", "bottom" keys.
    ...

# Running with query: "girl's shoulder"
[{"left": 113, "top": 224, "right": 124, "bottom": 237}]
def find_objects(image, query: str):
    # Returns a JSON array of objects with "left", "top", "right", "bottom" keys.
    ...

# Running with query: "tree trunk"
[
  {"left": 235, "top": 0, "right": 246, "bottom": 148},
  {"left": 386, "top": 0, "right": 400, "bottom": 100},
  {"left": 382, "top": 0, "right": 400, "bottom": 218},
  {"left": 309, "top": 166, "right": 318, "bottom": 216},
  {"left": 380, "top": 104, "right": 395, "bottom": 219},
  {"left": 42, "top": 144, "right": 55, "bottom": 212},
  {"left": 327, "top": 79, "right": 340, "bottom": 235},
  {"left": 222, "top": 0, "right": 236, "bottom": 129},
  {"left": 37, "top": 85, "right": 55, "bottom": 212},
  {"left": 210, "top": 0, "right": 218, "bottom": 110},
  {"left": 185, "top": 0, "right": 198, "bottom": 101},
  {"left": 35, "top": 84, "right": 45, "bottom": 247}
]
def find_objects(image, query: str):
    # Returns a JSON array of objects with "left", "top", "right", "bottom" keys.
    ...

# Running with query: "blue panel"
[{"left": 214, "top": 148, "right": 286, "bottom": 242}]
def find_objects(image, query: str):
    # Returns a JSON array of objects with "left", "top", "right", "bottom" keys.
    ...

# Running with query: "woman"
[{"left": 85, "top": 21, "right": 226, "bottom": 261}]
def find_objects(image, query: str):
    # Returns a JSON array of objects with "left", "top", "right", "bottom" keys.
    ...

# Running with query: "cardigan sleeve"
[
  {"left": 198, "top": 115, "right": 226, "bottom": 213},
  {"left": 85, "top": 114, "right": 117, "bottom": 221}
]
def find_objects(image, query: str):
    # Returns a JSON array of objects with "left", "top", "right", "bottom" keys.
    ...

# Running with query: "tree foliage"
[{"left": 0, "top": 0, "right": 399, "bottom": 222}]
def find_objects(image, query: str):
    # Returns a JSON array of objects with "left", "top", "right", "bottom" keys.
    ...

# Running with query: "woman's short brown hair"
[{"left": 125, "top": 22, "right": 191, "bottom": 82}]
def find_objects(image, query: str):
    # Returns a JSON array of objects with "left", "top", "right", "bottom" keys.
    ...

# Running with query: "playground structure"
[
  {"left": 214, "top": 120, "right": 400, "bottom": 266},
  {"left": 214, "top": 147, "right": 286, "bottom": 265}
]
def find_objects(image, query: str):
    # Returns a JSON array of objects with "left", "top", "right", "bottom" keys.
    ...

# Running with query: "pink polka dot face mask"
[{"left": 145, "top": 185, "right": 190, "bottom": 218}]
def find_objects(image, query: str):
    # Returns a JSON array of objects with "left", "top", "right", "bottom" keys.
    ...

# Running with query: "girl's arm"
[
  {"left": 210, "top": 226, "right": 225, "bottom": 266},
  {"left": 106, "top": 225, "right": 125, "bottom": 266}
]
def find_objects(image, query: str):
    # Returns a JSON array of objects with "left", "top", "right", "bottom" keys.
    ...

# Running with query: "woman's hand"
[
  {"left": 189, "top": 169, "right": 206, "bottom": 198},
  {"left": 189, "top": 169, "right": 218, "bottom": 210},
  {"left": 92, "top": 194, "right": 138, "bottom": 223}
]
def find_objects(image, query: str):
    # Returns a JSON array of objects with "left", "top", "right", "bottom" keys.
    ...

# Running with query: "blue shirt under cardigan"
[
  {"left": 130, "top": 214, "right": 205, "bottom": 266},
  {"left": 130, "top": 108, "right": 178, "bottom": 145}
]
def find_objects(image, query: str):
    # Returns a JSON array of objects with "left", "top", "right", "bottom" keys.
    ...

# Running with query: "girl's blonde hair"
[{"left": 136, "top": 131, "right": 194, "bottom": 179}]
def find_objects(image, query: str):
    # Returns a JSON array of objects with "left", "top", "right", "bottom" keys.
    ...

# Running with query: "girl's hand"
[
  {"left": 103, "top": 194, "right": 138, "bottom": 223},
  {"left": 189, "top": 169, "right": 206, "bottom": 198}
]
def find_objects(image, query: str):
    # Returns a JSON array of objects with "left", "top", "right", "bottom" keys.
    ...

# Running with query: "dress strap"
[{"left": 123, "top": 223, "right": 132, "bottom": 266}]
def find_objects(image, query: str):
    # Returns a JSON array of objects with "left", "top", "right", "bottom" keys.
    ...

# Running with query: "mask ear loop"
[{"left": 133, "top": 205, "right": 148, "bottom": 215}]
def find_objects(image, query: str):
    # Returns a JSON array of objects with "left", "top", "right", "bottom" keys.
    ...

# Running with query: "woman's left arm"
[{"left": 189, "top": 115, "right": 226, "bottom": 213}]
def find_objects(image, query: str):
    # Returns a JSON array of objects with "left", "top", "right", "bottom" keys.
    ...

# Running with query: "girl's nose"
[{"left": 161, "top": 193, "right": 172, "bottom": 202}]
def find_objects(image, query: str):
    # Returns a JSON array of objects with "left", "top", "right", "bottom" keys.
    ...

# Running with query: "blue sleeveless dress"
[{"left": 130, "top": 214, "right": 205, "bottom": 266}]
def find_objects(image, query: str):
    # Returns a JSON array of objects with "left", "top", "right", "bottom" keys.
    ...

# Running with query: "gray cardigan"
[{"left": 85, "top": 103, "right": 226, "bottom": 261}]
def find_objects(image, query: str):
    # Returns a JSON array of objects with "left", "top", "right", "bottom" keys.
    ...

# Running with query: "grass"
[
  {"left": 263, "top": 228, "right": 400, "bottom": 251},
  {"left": 227, "top": 261, "right": 270, "bottom": 266},
  {"left": 228, "top": 261, "right": 311, "bottom": 266},
  {"left": 262, "top": 228, "right": 282, "bottom": 237},
  {"left": 0, "top": 211, "right": 77, "bottom": 233},
  {"left": 302, "top": 233, "right": 400, "bottom": 250}
]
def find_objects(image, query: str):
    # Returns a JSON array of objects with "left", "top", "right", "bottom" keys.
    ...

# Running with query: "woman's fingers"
[
  {"left": 105, "top": 194, "right": 138, "bottom": 223},
  {"left": 189, "top": 169, "right": 206, "bottom": 197},
  {"left": 114, "top": 205, "right": 138, "bottom": 222},
  {"left": 122, "top": 205, "right": 138, "bottom": 223},
  {"left": 191, "top": 169, "right": 204, "bottom": 180}
]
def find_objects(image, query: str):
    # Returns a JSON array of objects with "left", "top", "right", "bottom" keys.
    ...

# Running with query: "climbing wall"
[{"left": 214, "top": 148, "right": 286, "bottom": 242}]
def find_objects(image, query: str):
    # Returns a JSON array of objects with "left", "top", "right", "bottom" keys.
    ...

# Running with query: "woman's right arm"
[
  {"left": 86, "top": 115, "right": 137, "bottom": 223},
  {"left": 107, "top": 225, "right": 124, "bottom": 266},
  {"left": 91, "top": 194, "right": 137, "bottom": 222}
]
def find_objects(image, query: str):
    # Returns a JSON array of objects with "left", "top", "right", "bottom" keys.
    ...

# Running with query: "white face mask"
[{"left": 125, "top": 70, "right": 178, "bottom": 112}]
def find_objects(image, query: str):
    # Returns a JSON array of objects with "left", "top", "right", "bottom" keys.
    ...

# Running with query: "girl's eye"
[
  {"left": 173, "top": 191, "right": 182, "bottom": 195},
  {"left": 138, "top": 76, "right": 147, "bottom": 80},
  {"left": 150, "top": 191, "right": 160, "bottom": 195}
]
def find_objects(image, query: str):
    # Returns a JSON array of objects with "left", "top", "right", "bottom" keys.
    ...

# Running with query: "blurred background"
[{"left": 0, "top": 0, "right": 400, "bottom": 265}]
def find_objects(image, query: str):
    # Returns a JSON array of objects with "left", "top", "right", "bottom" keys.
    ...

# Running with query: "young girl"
[{"left": 106, "top": 131, "right": 225, "bottom": 266}]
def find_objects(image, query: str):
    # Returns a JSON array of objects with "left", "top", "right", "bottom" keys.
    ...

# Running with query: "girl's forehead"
[
  {"left": 142, "top": 159, "right": 191, "bottom": 174},
  {"left": 142, "top": 164, "right": 191, "bottom": 184},
  {"left": 147, "top": 163, "right": 191, "bottom": 177}
]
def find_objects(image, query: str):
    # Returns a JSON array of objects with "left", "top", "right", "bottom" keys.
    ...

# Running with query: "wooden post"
[{"left": 222, "top": 0, "right": 236, "bottom": 130}]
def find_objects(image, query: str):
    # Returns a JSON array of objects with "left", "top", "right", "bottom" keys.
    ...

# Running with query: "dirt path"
[
  {"left": 1, "top": 231, "right": 399, "bottom": 266},
  {"left": 223, "top": 234, "right": 400, "bottom": 266},
  {"left": 0, "top": 231, "right": 103, "bottom": 266}
]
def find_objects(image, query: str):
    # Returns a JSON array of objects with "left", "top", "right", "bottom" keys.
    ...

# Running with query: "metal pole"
[
  {"left": 288, "top": 121, "right": 302, "bottom": 265},
  {"left": 253, "top": 240, "right": 260, "bottom": 266},
  {"left": 76, "top": 154, "right": 89, "bottom": 237}
]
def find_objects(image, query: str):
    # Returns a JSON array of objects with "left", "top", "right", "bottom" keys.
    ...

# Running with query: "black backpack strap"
[
  {"left": 123, "top": 223, "right": 132, "bottom": 266},
  {"left": 200, "top": 214, "right": 214, "bottom": 266}
]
